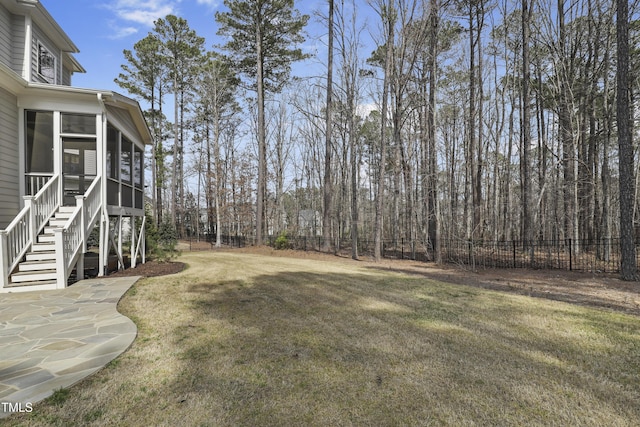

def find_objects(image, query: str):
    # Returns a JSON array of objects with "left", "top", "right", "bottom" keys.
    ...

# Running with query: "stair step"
[
  {"left": 48, "top": 218, "right": 68, "bottom": 227},
  {"left": 11, "top": 269, "right": 58, "bottom": 283},
  {"left": 38, "top": 234, "right": 56, "bottom": 243},
  {"left": 18, "top": 260, "right": 57, "bottom": 272},
  {"left": 25, "top": 250, "right": 56, "bottom": 261},
  {"left": 58, "top": 206, "right": 76, "bottom": 213},
  {"left": 4, "top": 280, "right": 58, "bottom": 289},
  {"left": 32, "top": 242, "right": 55, "bottom": 252}
]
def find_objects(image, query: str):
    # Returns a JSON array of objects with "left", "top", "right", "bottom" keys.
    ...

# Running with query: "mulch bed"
[{"left": 107, "top": 260, "right": 185, "bottom": 278}]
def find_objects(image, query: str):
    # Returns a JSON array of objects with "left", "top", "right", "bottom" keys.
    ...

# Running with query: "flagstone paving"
[{"left": 0, "top": 277, "right": 139, "bottom": 418}]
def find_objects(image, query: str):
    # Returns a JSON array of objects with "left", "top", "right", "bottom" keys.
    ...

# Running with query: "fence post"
[{"left": 569, "top": 238, "right": 573, "bottom": 271}]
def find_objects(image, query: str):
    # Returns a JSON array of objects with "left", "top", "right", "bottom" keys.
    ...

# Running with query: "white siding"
[
  {"left": 0, "top": 88, "right": 19, "bottom": 228},
  {"left": 0, "top": 3, "right": 11, "bottom": 69},
  {"left": 0, "top": 4, "right": 26, "bottom": 78},
  {"left": 61, "top": 65, "right": 71, "bottom": 86},
  {"left": 11, "top": 13, "right": 25, "bottom": 77}
]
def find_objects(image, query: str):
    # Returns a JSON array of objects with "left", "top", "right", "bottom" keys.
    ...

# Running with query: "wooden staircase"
[{"left": 5, "top": 206, "right": 76, "bottom": 290}]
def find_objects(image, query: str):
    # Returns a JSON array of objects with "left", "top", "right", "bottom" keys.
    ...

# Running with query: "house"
[{"left": 0, "top": 0, "right": 151, "bottom": 292}]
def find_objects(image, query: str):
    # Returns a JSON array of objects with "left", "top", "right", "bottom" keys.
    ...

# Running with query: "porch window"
[
  {"left": 134, "top": 148, "right": 142, "bottom": 188},
  {"left": 134, "top": 147, "right": 143, "bottom": 209},
  {"left": 25, "top": 111, "right": 53, "bottom": 173},
  {"left": 61, "top": 113, "right": 96, "bottom": 135},
  {"left": 37, "top": 43, "right": 56, "bottom": 84},
  {"left": 107, "top": 125, "right": 119, "bottom": 179},
  {"left": 121, "top": 138, "right": 132, "bottom": 183},
  {"left": 25, "top": 110, "right": 53, "bottom": 194},
  {"left": 62, "top": 138, "right": 97, "bottom": 205}
]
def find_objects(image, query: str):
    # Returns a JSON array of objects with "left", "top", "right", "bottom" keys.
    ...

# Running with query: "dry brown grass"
[{"left": 6, "top": 250, "right": 640, "bottom": 426}]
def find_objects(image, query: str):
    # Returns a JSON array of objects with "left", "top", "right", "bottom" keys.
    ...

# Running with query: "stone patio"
[{"left": 0, "top": 277, "right": 139, "bottom": 418}]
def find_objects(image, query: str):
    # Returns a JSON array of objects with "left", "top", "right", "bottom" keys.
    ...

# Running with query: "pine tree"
[
  {"left": 216, "top": 0, "right": 309, "bottom": 245},
  {"left": 153, "top": 15, "right": 206, "bottom": 237},
  {"left": 115, "top": 35, "right": 168, "bottom": 225}
]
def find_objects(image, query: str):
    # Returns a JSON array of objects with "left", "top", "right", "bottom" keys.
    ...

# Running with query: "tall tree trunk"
[
  {"left": 256, "top": 22, "right": 266, "bottom": 245},
  {"left": 179, "top": 89, "right": 186, "bottom": 237},
  {"left": 341, "top": 0, "right": 359, "bottom": 260},
  {"left": 322, "top": 0, "right": 334, "bottom": 252},
  {"left": 206, "top": 119, "right": 214, "bottom": 242},
  {"left": 558, "top": 0, "right": 577, "bottom": 249},
  {"left": 213, "top": 112, "right": 222, "bottom": 247},
  {"left": 521, "top": 0, "right": 532, "bottom": 248},
  {"left": 374, "top": 2, "right": 395, "bottom": 262},
  {"left": 467, "top": 6, "right": 476, "bottom": 240},
  {"left": 616, "top": 0, "right": 637, "bottom": 280},
  {"left": 156, "top": 86, "right": 165, "bottom": 225},
  {"left": 602, "top": 42, "right": 613, "bottom": 261},
  {"left": 427, "top": 0, "right": 439, "bottom": 261},
  {"left": 171, "top": 71, "right": 179, "bottom": 232},
  {"left": 474, "top": 3, "right": 484, "bottom": 240}
]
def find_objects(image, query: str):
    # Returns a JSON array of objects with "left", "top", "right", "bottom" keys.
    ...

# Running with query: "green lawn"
[{"left": 8, "top": 251, "right": 640, "bottom": 426}]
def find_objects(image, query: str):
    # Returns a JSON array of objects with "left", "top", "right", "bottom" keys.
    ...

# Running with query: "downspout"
[{"left": 23, "top": 15, "right": 32, "bottom": 81}]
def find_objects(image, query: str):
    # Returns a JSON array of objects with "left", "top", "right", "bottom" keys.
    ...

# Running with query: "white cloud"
[
  {"left": 105, "top": 0, "right": 178, "bottom": 27},
  {"left": 107, "top": 22, "right": 139, "bottom": 40},
  {"left": 195, "top": 0, "right": 219, "bottom": 7}
]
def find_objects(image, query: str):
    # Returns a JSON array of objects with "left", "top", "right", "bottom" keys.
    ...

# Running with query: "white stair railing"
[
  {"left": 0, "top": 175, "right": 59, "bottom": 288},
  {"left": 54, "top": 176, "right": 102, "bottom": 288}
]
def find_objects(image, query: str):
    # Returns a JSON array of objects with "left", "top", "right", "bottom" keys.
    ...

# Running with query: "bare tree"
[
  {"left": 322, "top": 0, "right": 335, "bottom": 252},
  {"left": 616, "top": 0, "right": 637, "bottom": 280}
]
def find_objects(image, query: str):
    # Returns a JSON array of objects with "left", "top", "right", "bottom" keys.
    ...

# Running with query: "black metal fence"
[
  {"left": 183, "top": 234, "right": 248, "bottom": 251},
  {"left": 184, "top": 233, "right": 636, "bottom": 274}
]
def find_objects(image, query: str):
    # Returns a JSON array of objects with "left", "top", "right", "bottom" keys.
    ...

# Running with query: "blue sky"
[{"left": 42, "top": 0, "right": 343, "bottom": 94}]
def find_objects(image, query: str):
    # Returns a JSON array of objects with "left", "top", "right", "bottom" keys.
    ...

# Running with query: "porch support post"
[
  {"left": 76, "top": 253, "right": 85, "bottom": 280},
  {"left": 141, "top": 218, "right": 146, "bottom": 264},
  {"left": 131, "top": 215, "right": 137, "bottom": 268},
  {"left": 99, "top": 211, "right": 108, "bottom": 277},
  {"left": 75, "top": 195, "right": 86, "bottom": 281},
  {"left": 0, "top": 231, "right": 8, "bottom": 288},
  {"left": 23, "top": 196, "right": 35, "bottom": 245},
  {"left": 53, "top": 228, "right": 66, "bottom": 289},
  {"left": 108, "top": 216, "right": 125, "bottom": 271},
  {"left": 132, "top": 214, "right": 146, "bottom": 268},
  {"left": 118, "top": 215, "right": 123, "bottom": 270}
]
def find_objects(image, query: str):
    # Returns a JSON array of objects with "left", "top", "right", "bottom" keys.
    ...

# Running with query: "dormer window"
[{"left": 38, "top": 42, "right": 56, "bottom": 84}]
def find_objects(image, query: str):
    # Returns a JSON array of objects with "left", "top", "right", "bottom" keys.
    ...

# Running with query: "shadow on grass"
[{"left": 168, "top": 269, "right": 640, "bottom": 426}]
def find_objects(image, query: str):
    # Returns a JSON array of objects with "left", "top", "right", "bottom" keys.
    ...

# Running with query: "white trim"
[
  {"left": 23, "top": 15, "right": 32, "bottom": 81},
  {"left": 18, "top": 93, "right": 103, "bottom": 114},
  {"left": 18, "top": 107, "right": 25, "bottom": 203},
  {"left": 52, "top": 111, "right": 61, "bottom": 203}
]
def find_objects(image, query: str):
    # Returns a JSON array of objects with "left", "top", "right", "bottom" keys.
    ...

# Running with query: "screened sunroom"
[{"left": 0, "top": 87, "right": 151, "bottom": 292}]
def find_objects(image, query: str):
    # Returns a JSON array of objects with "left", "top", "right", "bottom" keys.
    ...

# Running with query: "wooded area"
[{"left": 115, "top": 0, "right": 640, "bottom": 276}]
